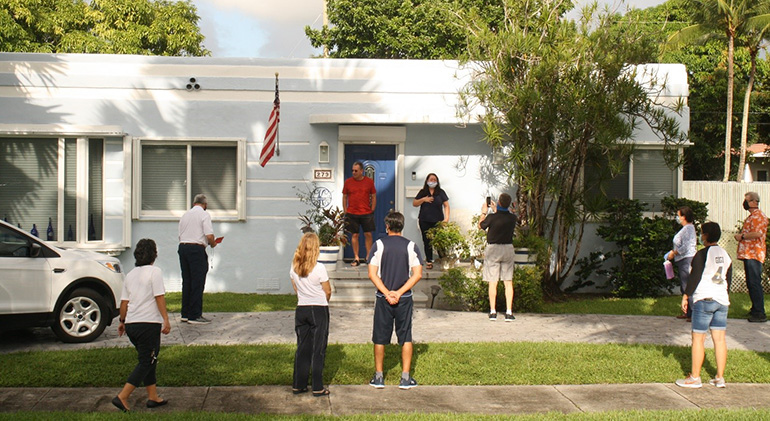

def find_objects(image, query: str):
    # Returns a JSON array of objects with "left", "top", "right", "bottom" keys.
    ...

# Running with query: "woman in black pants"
[
  {"left": 412, "top": 173, "right": 450, "bottom": 269},
  {"left": 112, "top": 239, "right": 171, "bottom": 412},
  {"left": 290, "top": 232, "right": 332, "bottom": 396}
]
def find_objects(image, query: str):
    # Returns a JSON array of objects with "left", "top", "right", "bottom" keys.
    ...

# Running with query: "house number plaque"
[{"left": 313, "top": 169, "right": 333, "bottom": 181}]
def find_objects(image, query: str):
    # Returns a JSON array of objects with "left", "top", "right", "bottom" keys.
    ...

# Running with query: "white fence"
[{"left": 682, "top": 181, "right": 770, "bottom": 293}]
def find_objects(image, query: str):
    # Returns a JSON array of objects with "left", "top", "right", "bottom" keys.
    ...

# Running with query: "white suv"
[{"left": 0, "top": 220, "right": 124, "bottom": 343}]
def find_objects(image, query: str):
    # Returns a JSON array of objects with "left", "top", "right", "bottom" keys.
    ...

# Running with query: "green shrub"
[
  {"left": 514, "top": 266, "right": 544, "bottom": 312},
  {"left": 439, "top": 265, "right": 544, "bottom": 312},
  {"left": 595, "top": 199, "right": 683, "bottom": 297},
  {"left": 438, "top": 267, "right": 487, "bottom": 311}
]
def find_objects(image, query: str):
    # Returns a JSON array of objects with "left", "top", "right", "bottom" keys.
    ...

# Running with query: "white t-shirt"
[
  {"left": 290, "top": 262, "right": 329, "bottom": 306},
  {"left": 121, "top": 265, "right": 166, "bottom": 324},
  {"left": 178, "top": 205, "right": 214, "bottom": 245},
  {"left": 692, "top": 246, "right": 732, "bottom": 306}
]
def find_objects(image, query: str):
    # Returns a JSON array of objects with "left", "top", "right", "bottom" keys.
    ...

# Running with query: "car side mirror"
[{"left": 30, "top": 243, "right": 41, "bottom": 258}]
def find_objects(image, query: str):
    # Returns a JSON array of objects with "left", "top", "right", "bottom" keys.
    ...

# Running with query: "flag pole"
[{"left": 275, "top": 72, "right": 280, "bottom": 157}]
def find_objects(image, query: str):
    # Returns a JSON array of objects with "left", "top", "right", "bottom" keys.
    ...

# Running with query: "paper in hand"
[{"left": 215, "top": 236, "right": 224, "bottom": 244}]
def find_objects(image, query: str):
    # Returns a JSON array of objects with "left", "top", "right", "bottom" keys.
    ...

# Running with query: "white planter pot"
[
  {"left": 319, "top": 246, "right": 340, "bottom": 271},
  {"left": 514, "top": 248, "right": 537, "bottom": 266}
]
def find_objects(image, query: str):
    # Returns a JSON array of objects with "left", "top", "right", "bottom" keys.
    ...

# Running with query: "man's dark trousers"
[
  {"left": 744, "top": 258, "right": 766, "bottom": 318},
  {"left": 179, "top": 243, "right": 208, "bottom": 320}
]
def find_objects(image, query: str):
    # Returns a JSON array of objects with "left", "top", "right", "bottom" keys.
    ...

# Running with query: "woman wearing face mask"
[
  {"left": 412, "top": 173, "right": 450, "bottom": 270},
  {"left": 668, "top": 206, "right": 697, "bottom": 321}
]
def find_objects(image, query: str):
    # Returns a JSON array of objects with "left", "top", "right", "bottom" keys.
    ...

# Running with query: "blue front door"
[{"left": 344, "top": 144, "right": 396, "bottom": 261}]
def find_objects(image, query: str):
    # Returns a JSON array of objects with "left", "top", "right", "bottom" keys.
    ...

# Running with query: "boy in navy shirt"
[{"left": 367, "top": 212, "right": 424, "bottom": 389}]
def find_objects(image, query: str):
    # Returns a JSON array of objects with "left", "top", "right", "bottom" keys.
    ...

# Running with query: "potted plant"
[
  {"left": 426, "top": 222, "right": 468, "bottom": 269},
  {"left": 296, "top": 184, "right": 347, "bottom": 271}
]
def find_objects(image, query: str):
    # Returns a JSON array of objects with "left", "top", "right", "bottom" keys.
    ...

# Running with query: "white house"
[{"left": 0, "top": 53, "right": 689, "bottom": 293}]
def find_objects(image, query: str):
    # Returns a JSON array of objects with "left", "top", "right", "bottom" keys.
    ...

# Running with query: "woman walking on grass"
[
  {"left": 112, "top": 238, "right": 171, "bottom": 412},
  {"left": 290, "top": 232, "right": 332, "bottom": 396}
]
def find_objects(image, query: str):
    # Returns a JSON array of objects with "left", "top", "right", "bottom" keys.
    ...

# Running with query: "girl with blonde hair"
[{"left": 290, "top": 232, "right": 332, "bottom": 396}]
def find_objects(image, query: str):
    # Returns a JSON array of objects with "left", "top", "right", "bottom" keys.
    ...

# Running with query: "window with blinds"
[
  {"left": 136, "top": 139, "right": 242, "bottom": 219},
  {"left": 0, "top": 137, "right": 104, "bottom": 242},
  {"left": 632, "top": 149, "right": 675, "bottom": 212}
]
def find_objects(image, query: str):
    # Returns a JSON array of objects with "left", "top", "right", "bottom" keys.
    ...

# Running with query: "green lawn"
[
  {"left": 2, "top": 409, "right": 769, "bottom": 420},
  {"left": 164, "top": 292, "right": 764, "bottom": 319},
  {"left": 164, "top": 292, "right": 296, "bottom": 312},
  {"left": 3, "top": 342, "right": 769, "bottom": 387},
  {"left": 538, "top": 293, "right": 763, "bottom": 319}
]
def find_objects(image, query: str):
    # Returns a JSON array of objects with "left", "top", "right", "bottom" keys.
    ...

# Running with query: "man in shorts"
[
  {"left": 343, "top": 161, "right": 377, "bottom": 266},
  {"left": 676, "top": 222, "right": 732, "bottom": 388},
  {"left": 367, "top": 212, "right": 423, "bottom": 389},
  {"left": 478, "top": 193, "right": 518, "bottom": 321}
]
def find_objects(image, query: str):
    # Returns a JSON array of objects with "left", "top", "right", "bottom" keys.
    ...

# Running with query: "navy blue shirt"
[
  {"left": 415, "top": 189, "right": 449, "bottom": 223},
  {"left": 368, "top": 235, "right": 424, "bottom": 297}
]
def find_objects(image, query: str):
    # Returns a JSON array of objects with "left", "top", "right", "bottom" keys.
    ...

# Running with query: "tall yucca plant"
[{"left": 666, "top": 0, "right": 770, "bottom": 182}]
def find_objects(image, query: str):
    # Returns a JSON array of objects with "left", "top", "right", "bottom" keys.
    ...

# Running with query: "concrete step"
[{"left": 329, "top": 289, "right": 429, "bottom": 307}]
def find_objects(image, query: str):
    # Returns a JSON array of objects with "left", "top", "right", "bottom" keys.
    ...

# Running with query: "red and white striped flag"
[{"left": 259, "top": 74, "right": 280, "bottom": 167}]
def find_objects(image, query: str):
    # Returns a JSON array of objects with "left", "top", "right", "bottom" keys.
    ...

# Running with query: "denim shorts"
[{"left": 691, "top": 299, "right": 728, "bottom": 334}]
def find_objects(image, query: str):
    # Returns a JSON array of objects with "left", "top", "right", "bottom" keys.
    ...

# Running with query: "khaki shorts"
[{"left": 483, "top": 244, "right": 515, "bottom": 282}]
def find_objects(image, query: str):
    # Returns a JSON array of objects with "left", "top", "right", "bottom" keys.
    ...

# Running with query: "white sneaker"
[
  {"left": 675, "top": 375, "right": 702, "bottom": 388},
  {"left": 709, "top": 377, "right": 726, "bottom": 388}
]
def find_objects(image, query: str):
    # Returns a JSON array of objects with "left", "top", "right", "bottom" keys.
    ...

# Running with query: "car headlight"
[{"left": 99, "top": 261, "right": 122, "bottom": 273}]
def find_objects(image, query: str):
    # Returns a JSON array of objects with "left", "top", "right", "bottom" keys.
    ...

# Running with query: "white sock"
[
  {"left": 506, "top": 310, "right": 512, "bottom": 315},
  {"left": 490, "top": 310, "right": 496, "bottom": 314}
]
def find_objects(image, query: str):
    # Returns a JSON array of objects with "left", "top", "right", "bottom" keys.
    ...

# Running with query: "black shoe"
[
  {"left": 146, "top": 399, "right": 168, "bottom": 408},
  {"left": 748, "top": 315, "right": 768, "bottom": 323},
  {"left": 187, "top": 316, "right": 211, "bottom": 325},
  {"left": 111, "top": 396, "right": 129, "bottom": 412}
]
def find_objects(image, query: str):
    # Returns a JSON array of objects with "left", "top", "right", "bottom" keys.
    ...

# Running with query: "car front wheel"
[{"left": 51, "top": 288, "right": 109, "bottom": 343}]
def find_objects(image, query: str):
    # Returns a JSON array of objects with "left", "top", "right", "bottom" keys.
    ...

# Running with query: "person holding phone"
[
  {"left": 412, "top": 173, "right": 449, "bottom": 270},
  {"left": 478, "top": 193, "right": 517, "bottom": 322}
]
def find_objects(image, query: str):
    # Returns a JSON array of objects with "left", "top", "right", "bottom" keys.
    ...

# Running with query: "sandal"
[
  {"left": 351, "top": 260, "right": 360, "bottom": 267},
  {"left": 426, "top": 262, "right": 433, "bottom": 269},
  {"left": 292, "top": 388, "right": 308, "bottom": 395},
  {"left": 312, "top": 388, "right": 331, "bottom": 397}
]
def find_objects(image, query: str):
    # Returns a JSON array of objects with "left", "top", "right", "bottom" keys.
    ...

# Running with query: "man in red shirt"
[{"left": 343, "top": 162, "right": 377, "bottom": 266}]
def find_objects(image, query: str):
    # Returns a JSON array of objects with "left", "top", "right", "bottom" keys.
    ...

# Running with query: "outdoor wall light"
[
  {"left": 318, "top": 141, "right": 330, "bottom": 163},
  {"left": 185, "top": 77, "right": 201, "bottom": 91}
]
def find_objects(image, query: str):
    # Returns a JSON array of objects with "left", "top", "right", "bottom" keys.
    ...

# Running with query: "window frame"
[
  {"left": 132, "top": 137, "right": 246, "bottom": 221},
  {"left": 0, "top": 134, "right": 108, "bottom": 247}
]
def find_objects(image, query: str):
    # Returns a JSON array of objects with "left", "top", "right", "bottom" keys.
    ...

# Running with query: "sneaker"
[
  {"left": 748, "top": 315, "right": 768, "bottom": 323},
  {"left": 187, "top": 317, "right": 211, "bottom": 325},
  {"left": 708, "top": 377, "right": 726, "bottom": 388},
  {"left": 505, "top": 313, "right": 515, "bottom": 322},
  {"left": 399, "top": 376, "right": 418, "bottom": 390},
  {"left": 675, "top": 375, "right": 702, "bottom": 388},
  {"left": 489, "top": 312, "right": 497, "bottom": 321},
  {"left": 369, "top": 375, "right": 384, "bottom": 389},
  {"left": 180, "top": 317, "right": 188, "bottom": 322}
]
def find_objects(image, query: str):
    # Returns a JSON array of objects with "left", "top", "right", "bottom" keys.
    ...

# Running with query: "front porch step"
[{"left": 328, "top": 278, "right": 429, "bottom": 307}]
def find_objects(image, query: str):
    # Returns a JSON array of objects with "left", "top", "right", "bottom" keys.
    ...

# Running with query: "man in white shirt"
[{"left": 178, "top": 194, "right": 217, "bottom": 324}]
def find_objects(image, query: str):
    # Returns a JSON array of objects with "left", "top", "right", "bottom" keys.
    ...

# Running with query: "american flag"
[{"left": 259, "top": 74, "right": 280, "bottom": 167}]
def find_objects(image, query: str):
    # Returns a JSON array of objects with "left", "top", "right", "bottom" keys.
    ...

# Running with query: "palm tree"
[
  {"left": 738, "top": 11, "right": 770, "bottom": 180},
  {"left": 667, "top": 0, "right": 770, "bottom": 182}
]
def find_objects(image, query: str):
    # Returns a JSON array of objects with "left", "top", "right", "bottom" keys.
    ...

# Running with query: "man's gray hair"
[
  {"left": 746, "top": 191, "right": 760, "bottom": 203},
  {"left": 193, "top": 194, "right": 207, "bottom": 205}
]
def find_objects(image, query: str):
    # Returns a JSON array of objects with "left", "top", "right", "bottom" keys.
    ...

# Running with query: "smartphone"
[{"left": 486, "top": 196, "right": 492, "bottom": 206}]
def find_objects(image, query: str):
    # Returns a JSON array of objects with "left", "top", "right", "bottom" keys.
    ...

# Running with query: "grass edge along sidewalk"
[
  {"left": 3, "top": 341, "right": 770, "bottom": 387},
  {"left": 164, "top": 292, "right": 767, "bottom": 319},
  {"left": 2, "top": 408, "right": 770, "bottom": 420}
]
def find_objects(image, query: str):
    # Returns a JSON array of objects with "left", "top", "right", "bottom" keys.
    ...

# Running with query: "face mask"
[
  {"left": 744, "top": 200, "right": 751, "bottom": 211},
  {"left": 677, "top": 216, "right": 684, "bottom": 225},
  {"left": 698, "top": 234, "right": 704, "bottom": 246},
  {"left": 427, "top": 182, "right": 437, "bottom": 188}
]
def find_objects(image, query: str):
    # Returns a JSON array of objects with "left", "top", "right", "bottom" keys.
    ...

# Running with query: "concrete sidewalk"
[
  {"left": 3, "top": 309, "right": 770, "bottom": 354},
  {"left": 3, "top": 309, "right": 770, "bottom": 415},
  {"left": 2, "top": 384, "right": 770, "bottom": 415}
]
